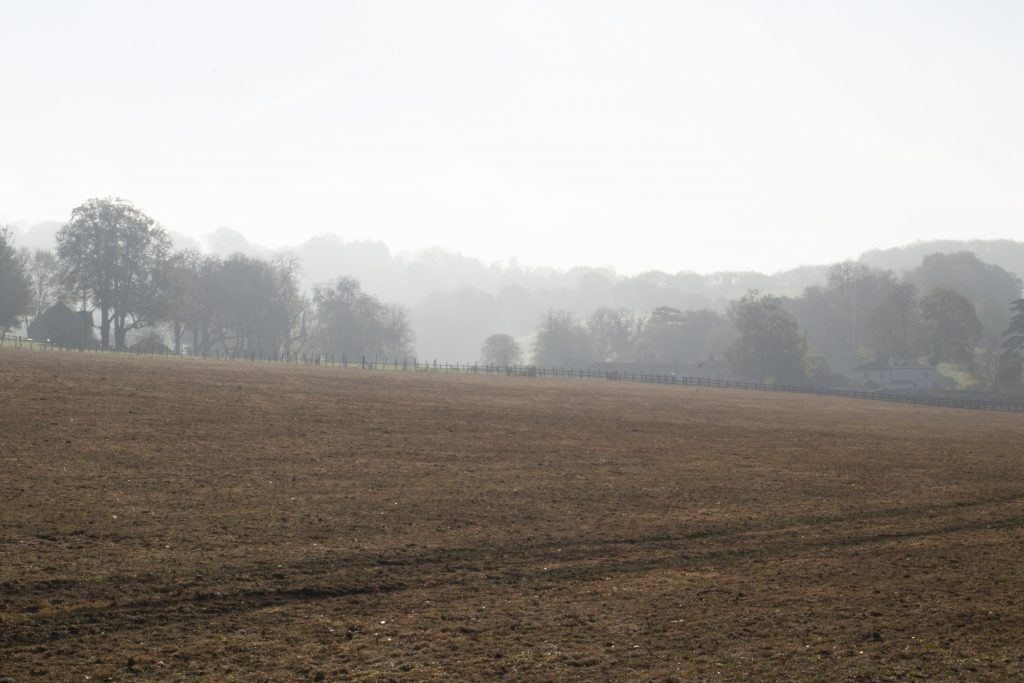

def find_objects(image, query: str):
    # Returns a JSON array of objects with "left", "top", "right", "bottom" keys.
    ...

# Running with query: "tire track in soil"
[
  {"left": 4, "top": 490, "right": 1019, "bottom": 599},
  {"left": 4, "top": 501, "right": 1023, "bottom": 650}
]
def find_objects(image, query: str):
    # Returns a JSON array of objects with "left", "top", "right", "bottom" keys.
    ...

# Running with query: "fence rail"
[{"left": 2, "top": 333, "right": 1022, "bottom": 414}]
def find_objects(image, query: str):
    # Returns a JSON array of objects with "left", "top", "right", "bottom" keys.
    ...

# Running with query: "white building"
[{"left": 853, "top": 360, "right": 938, "bottom": 392}]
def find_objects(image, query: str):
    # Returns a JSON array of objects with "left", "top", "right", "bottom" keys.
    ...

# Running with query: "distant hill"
[{"left": 859, "top": 240, "right": 1024, "bottom": 279}]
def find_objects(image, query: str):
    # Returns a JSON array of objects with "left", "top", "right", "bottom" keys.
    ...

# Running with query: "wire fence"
[{"left": 3, "top": 333, "right": 1023, "bottom": 414}]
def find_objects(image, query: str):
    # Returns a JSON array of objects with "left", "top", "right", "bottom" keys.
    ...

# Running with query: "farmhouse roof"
[{"left": 27, "top": 303, "right": 97, "bottom": 347}]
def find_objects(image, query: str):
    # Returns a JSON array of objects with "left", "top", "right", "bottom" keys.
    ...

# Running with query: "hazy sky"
[{"left": 2, "top": 1, "right": 1023, "bottom": 274}]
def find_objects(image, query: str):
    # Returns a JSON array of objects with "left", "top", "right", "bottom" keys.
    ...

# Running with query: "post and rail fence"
[{"left": 2, "top": 332, "right": 1022, "bottom": 414}]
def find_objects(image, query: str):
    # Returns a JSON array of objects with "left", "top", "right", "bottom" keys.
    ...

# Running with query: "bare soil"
[{"left": 2, "top": 349, "right": 1023, "bottom": 681}]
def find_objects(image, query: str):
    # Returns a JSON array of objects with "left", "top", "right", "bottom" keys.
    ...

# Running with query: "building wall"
[{"left": 858, "top": 366, "right": 936, "bottom": 390}]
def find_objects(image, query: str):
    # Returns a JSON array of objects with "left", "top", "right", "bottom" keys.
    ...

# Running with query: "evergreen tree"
[
  {"left": 0, "top": 228, "right": 31, "bottom": 331},
  {"left": 1000, "top": 299, "right": 1024, "bottom": 389}
]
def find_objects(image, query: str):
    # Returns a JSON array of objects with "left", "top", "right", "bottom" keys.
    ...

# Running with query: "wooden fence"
[{"left": 2, "top": 333, "right": 1022, "bottom": 414}]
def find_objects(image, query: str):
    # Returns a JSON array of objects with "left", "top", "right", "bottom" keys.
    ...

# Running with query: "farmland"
[{"left": 2, "top": 350, "right": 1023, "bottom": 681}]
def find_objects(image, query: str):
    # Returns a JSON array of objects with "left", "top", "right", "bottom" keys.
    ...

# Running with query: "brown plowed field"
[{"left": 2, "top": 350, "right": 1023, "bottom": 681}]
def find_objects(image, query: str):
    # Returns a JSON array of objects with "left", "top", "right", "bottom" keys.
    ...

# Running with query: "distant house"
[
  {"left": 27, "top": 303, "right": 97, "bottom": 348},
  {"left": 853, "top": 359, "right": 937, "bottom": 391}
]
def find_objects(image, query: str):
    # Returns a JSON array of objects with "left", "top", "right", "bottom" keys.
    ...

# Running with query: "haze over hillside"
[
  {"left": 5, "top": 2, "right": 1024, "bottom": 363},
  {"left": 12, "top": 220, "right": 1024, "bottom": 296},
  {"left": 9, "top": 219, "right": 1023, "bottom": 363}
]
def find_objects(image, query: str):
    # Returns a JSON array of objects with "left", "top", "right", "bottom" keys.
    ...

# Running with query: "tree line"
[
  {"left": 0, "top": 198, "right": 413, "bottom": 360},
  {"left": 484, "top": 256, "right": 1024, "bottom": 393},
  {"left": 4, "top": 197, "right": 1024, "bottom": 392}
]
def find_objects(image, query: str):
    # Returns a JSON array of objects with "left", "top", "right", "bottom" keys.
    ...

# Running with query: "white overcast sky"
[{"left": 2, "top": 1, "right": 1023, "bottom": 274}]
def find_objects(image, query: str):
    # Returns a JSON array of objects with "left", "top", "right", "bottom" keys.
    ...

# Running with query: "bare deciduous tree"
[
  {"left": 22, "top": 248, "right": 63, "bottom": 321},
  {"left": 588, "top": 307, "right": 645, "bottom": 362}
]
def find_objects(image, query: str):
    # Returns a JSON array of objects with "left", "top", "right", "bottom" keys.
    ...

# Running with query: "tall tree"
[
  {"left": 272, "top": 254, "right": 312, "bottom": 359},
  {"left": 166, "top": 252, "right": 307, "bottom": 358},
  {"left": 532, "top": 310, "right": 593, "bottom": 367},
  {"left": 908, "top": 251, "right": 1022, "bottom": 343},
  {"left": 23, "top": 248, "right": 64, "bottom": 321},
  {"left": 111, "top": 209, "right": 171, "bottom": 350},
  {"left": 588, "top": 307, "right": 645, "bottom": 362},
  {"left": 480, "top": 333, "right": 522, "bottom": 366},
  {"left": 910, "top": 253, "right": 1022, "bottom": 388},
  {"left": 163, "top": 250, "right": 220, "bottom": 355},
  {"left": 0, "top": 228, "right": 31, "bottom": 332},
  {"left": 313, "top": 277, "right": 391, "bottom": 359},
  {"left": 637, "top": 306, "right": 685, "bottom": 365},
  {"left": 864, "top": 282, "right": 920, "bottom": 361},
  {"left": 56, "top": 198, "right": 171, "bottom": 349},
  {"left": 639, "top": 307, "right": 728, "bottom": 366},
  {"left": 213, "top": 254, "right": 300, "bottom": 357},
  {"left": 1000, "top": 299, "right": 1024, "bottom": 390},
  {"left": 728, "top": 290, "right": 807, "bottom": 384},
  {"left": 784, "top": 285, "right": 845, "bottom": 367},
  {"left": 916, "top": 288, "right": 982, "bottom": 366},
  {"left": 160, "top": 250, "right": 199, "bottom": 354},
  {"left": 185, "top": 252, "right": 229, "bottom": 356},
  {"left": 381, "top": 303, "right": 415, "bottom": 359},
  {"left": 826, "top": 261, "right": 896, "bottom": 363}
]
